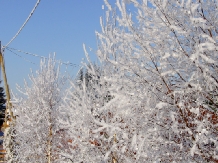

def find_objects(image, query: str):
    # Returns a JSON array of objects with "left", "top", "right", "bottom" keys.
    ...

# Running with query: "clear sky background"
[{"left": 0, "top": 0, "right": 113, "bottom": 93}]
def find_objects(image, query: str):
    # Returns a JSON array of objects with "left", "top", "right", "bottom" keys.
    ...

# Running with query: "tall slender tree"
[{"left": 11, "top": 55, "right": 66, "bottom": 163}]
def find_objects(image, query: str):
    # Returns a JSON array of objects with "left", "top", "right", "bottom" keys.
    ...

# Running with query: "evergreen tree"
[
  {"left": 0, "top": 81, "right": 6, "bottom": 128},
  {"left": 76, "top": 64, "right": 98, "bottom": 88}
]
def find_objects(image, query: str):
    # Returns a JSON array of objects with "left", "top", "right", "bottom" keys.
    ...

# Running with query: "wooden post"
[
  {"left": 0, "top": 42, "right": 13, "bottom": 130},
  {"left": 0, "top": 41, "right": 14, "bottom": 162}
]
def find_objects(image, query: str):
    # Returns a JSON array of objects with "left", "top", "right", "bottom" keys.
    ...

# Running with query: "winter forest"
[{"left": 3, "top": 0, "right": 218, "bottom": 162}]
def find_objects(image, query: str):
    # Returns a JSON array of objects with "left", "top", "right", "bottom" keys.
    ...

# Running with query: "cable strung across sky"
[
  {"left": 5, "top": 46, "right": 78, "bottom": 67},
  {"left": 2, "top": 0, "right": 77, "bottom": 67},
  {"left": 6, "top": 47, "right": 36, "bottom": 65},
  {"left": 4, "top": 0, "right": 41, "bottom": 49}
]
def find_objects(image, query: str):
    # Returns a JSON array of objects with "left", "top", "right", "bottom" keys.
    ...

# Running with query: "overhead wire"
[
  {"left": 4, "top": 0, "right": 41, "bottom": 49},
  {"left": 6, "top": 47, "right": 35, "bottom": 65},
  {"left": 5, "top": 46, "right": 78, "bottom": 67},
  {"left": 2, "top": 0, "right": 78, "bottom": 69}
]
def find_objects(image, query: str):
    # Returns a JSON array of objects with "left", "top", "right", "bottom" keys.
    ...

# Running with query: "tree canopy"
[{"left": 7, "top": 0, "right": 218, "bottom": 162}]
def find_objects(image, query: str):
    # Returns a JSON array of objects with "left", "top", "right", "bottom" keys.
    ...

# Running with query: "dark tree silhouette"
[{"left": 0, "top": 81, "right": 6, "bottom": 128}]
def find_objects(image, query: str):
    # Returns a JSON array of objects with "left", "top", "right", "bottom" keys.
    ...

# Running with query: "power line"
[
  {"left": 5, "top": 46, "right": 78, "bottom": 67},
  {"left": 4, "top": 0, "right": 41, "bottom": 48},
  {"left": 6, "top": 47, "right": 35, "bottom": 64},
  {"left": 2, "top": 1, "right": 78, "bottom": 68}
]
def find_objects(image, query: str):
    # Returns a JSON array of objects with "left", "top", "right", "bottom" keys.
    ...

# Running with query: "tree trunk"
[{"left": 47, "top": 111, "right": 52, "bottom": 163}]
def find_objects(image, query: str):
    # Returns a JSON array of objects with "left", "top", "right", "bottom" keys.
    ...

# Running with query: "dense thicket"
[{"left": 8, "top": 0, "right": 218, "bottom": 162}]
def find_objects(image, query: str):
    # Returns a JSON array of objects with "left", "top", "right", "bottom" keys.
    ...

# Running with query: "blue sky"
[{"left": 0, "top": 0, "right": 113, "bottom": 92}]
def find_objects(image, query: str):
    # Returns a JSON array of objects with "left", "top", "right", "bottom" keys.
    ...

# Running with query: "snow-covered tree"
[
  {"left": 6, "top": 0, "right": 217, "bottom": 162},
  {"left": 56, "top": 0, "right": 218, "bottom": 161},
  {"left": 94, "top": 0, "right": 218, "bottom": 162},
  {"left": 11, "top": 55, "right": 66, "bottom": 163},
  {"left": 59, "top": 47, "right": 153, "bottom": 162}
]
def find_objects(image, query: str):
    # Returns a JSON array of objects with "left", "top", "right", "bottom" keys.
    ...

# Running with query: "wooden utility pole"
[
  {"left": 0, "top": 41, "right": 14, "bottom": 162},
  {"left": 0, "top": 41, "right": 13, "bottom": 130}
]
